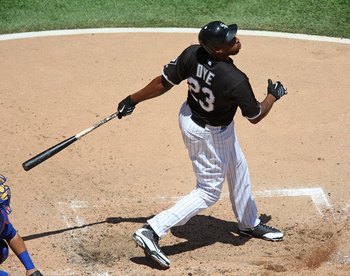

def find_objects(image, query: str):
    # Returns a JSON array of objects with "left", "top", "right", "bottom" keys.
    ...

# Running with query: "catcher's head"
[
  {"left": 198, "top": 21, "right": 238, "bottom": 55},
  {"left": 0, "top": 174, "right": 12, "bottom": 215}
]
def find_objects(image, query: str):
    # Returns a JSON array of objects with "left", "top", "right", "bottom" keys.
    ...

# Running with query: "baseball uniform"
[{"left": 148, "top": 45, "right": 261, "bottom": 236}]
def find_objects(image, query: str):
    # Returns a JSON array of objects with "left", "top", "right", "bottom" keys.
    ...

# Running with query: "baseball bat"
[{"left": 22, "top": 111, "right": 119, "bottom": 171}]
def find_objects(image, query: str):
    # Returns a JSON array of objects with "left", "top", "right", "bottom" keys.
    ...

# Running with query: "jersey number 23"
[{"left": 188, "top": 77, "right": 215, "bottom": 112}]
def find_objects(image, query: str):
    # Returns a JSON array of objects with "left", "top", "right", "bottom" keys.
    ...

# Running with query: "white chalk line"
[
  {"left": 0, "top": 28, "right": 349, "bottom": 44},
  {"left": 57, "top": 199, "right": 110, "bottom": 276},
  {"left": 53, "top": 188, "right": 348, "bottom": 272},
  {"left": 338, "top": 202, "right": 350, "bottom": 222},
  {"left": 58, "top": 199, "right": 86, "bottom": 228},
  {"left": 255, "top": 188, "right": 332, "bottom": 216},
  {"left": 160, "top": 187, "right": 333, "bottom": 216}
]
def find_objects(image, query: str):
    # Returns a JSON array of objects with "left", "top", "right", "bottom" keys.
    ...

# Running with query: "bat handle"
[
  {"left": 76, "top": 112, "right": 119, "bottom": 140},
  {"left": 75, "top": 126, "right": 94, "bottom": 140}
]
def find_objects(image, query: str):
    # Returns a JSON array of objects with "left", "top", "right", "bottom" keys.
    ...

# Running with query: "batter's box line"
[
  {"left": 253, "top": 188, "right": 332, "bottom": 216},
  {"left": 58, "top": 199, "right": 87, "bottom": 229},
  {"left": 160, "top": 188, "right": 333, "bottom": 216},
  {"left": 56, "top": 200, "right": 111, "bottom": 276}
]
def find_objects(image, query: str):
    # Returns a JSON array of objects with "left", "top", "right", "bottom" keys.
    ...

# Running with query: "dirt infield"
[{"left": 0, "top": 31, "right": 349, "bottom": 275}]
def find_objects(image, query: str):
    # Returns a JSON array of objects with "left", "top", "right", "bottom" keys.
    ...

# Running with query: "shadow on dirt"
[
  {"left": 129, "top": 213, "right": 272, "bottom": 269},
  {"left": 22, "top": 213, "right": 272, "bottom": 270},
  {"left": 22, "top": 215, "right": 152, "bottom": 241},
  {"left": 165, "top": 213, "right": 271, "bottom": 254}
]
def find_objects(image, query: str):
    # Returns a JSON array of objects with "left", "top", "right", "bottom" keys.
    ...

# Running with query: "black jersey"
[{"left": 162, "top": 45, "right": 261, "bottom": 126}]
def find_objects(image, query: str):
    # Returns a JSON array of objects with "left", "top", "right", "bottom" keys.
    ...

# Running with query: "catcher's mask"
[
  {"left": 0, "top": 174, "right": 12, "bottom": 215},
  {"left": 198, "top": 21, "right": 237, "bottom": 54}
]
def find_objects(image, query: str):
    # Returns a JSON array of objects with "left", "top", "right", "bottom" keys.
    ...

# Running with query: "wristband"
[{"left": 18, "top": 250, "right": 35, "bottom": 270}]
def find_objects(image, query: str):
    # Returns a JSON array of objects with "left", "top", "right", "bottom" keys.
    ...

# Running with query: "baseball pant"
[{"left": 148, "top": 102, "right": 259, "bottom": 237}]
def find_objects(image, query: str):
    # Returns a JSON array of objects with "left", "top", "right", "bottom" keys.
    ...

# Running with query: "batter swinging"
[{"left": 117, "top": 21, "right": 287, "bottom": 268}]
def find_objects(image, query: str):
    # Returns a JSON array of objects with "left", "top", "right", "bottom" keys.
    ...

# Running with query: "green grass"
[{"left": 0, "top": 0, "right": 349, "bottom": 37}]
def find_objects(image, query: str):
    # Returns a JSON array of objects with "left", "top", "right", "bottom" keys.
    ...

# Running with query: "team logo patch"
[{"left": 220, "top": 23, "right": 228, "bottom": 29}]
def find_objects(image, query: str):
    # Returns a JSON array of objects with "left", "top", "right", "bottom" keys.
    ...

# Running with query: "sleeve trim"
[
  {"left": 162, "top": 70, "right": 177, "bottom": 86},
  {"left": 244, "top": 103, "right": 261, "bottom": 120}
]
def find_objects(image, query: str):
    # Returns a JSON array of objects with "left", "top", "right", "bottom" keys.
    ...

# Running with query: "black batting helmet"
[{"left": 198, "top": 21, "right": 238, "bottom": 54}]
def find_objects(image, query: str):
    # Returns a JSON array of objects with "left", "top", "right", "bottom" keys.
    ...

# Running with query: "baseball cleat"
[
  {"left": 238, "top": 221, "right": 283, "bottom": 241},
  {"left": 29, "top": 271, "right": 43, "bottom": 276},
  {"left": 132, "top": 224, "right": 170, "bottom": 268}
]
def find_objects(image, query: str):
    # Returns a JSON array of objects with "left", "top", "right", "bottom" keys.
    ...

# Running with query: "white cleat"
[{"left": 132, "top": 225, "right": 170, "bottom": 268}]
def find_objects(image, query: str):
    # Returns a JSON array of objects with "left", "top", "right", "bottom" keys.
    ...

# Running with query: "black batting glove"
[
  {"left": 117, "top": 95, "right": 136, "bottom": 119},
  {"left": 267, "top": 79, "right": 288, "bottom": 101}
]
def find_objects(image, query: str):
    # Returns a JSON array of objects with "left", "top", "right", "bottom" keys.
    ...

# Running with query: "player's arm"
[
  {"left": 5, "top": 225, "right": 42, "bottom": 276},
  {"left": 248, "top": 94, "right": 276, "bottom": 124},
  {"left": 117, "top": 46, "right": 191, "bottom": 119},
  {"left": 117, "top": 75, "right": 173, "bottom": 119},
  {"left": 248, "top": 79, "right": 288, "bottom": 124},
  {"left": 131, "top": 75, "right": 173, "bottom": 104}
]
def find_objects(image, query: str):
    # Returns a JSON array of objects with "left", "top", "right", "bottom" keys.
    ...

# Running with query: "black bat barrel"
[{"left": 22, "top": 136, "right": 77, "bottom": 171}]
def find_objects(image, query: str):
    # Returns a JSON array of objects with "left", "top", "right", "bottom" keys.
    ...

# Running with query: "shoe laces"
[
  {"left": 258, "top": 222, "right": 272, "bottom": 228},
  {"left": 256, "top": 222, "right": 277, "bottom": 232},
  {"left": 143, "top": 223, "right": 160, "bottom": 241}
]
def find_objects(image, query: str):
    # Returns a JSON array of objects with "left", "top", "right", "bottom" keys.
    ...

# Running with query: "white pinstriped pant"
[{"left": 148, "top": 102, "right": 260, "bottom": 237}]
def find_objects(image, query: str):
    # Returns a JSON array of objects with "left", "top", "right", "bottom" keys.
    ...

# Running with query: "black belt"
[{"left": 191, "top": 115, "right": 228, "bottom": 130}]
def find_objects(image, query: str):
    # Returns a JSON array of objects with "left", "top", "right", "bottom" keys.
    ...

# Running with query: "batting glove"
[
  {"left": 117, "top": 95, "right": 136, "bottom": 119},
  {"left": 267, "top": 79, "right": 288, "bottom": 101}
]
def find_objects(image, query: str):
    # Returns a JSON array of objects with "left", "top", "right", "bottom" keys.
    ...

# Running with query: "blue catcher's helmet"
[{"left": 0, "top": 175, "right": 12, "bottom": 215}]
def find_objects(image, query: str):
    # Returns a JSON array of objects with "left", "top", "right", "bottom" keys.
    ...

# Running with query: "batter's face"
[
  {"left": 223, "top": 36, "right": 241, "bottom": 55},
  {"left": 213, "top": 36, "right": 241, "bottom": 59}
]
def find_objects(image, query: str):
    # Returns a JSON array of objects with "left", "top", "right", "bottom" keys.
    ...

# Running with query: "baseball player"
[
  {"left": 0, "top": 174, "right": 42, "bottom": 276},
  {"left": 117, "top": 21, "right": 287, "bottom": 268}
]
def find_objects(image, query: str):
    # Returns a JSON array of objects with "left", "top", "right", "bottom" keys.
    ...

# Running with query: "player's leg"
[
  {"left": 148, "top": 102, "right": 228, "bottom": 236},
  {"left": 226, "top": 125, "right": 259, "bottom": 229},
  {"left": 226, "top": 124, "right": 283, "bottom": 241},
  {"left": 132, "top": 102, "right": 230, "bottom": 267}
]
